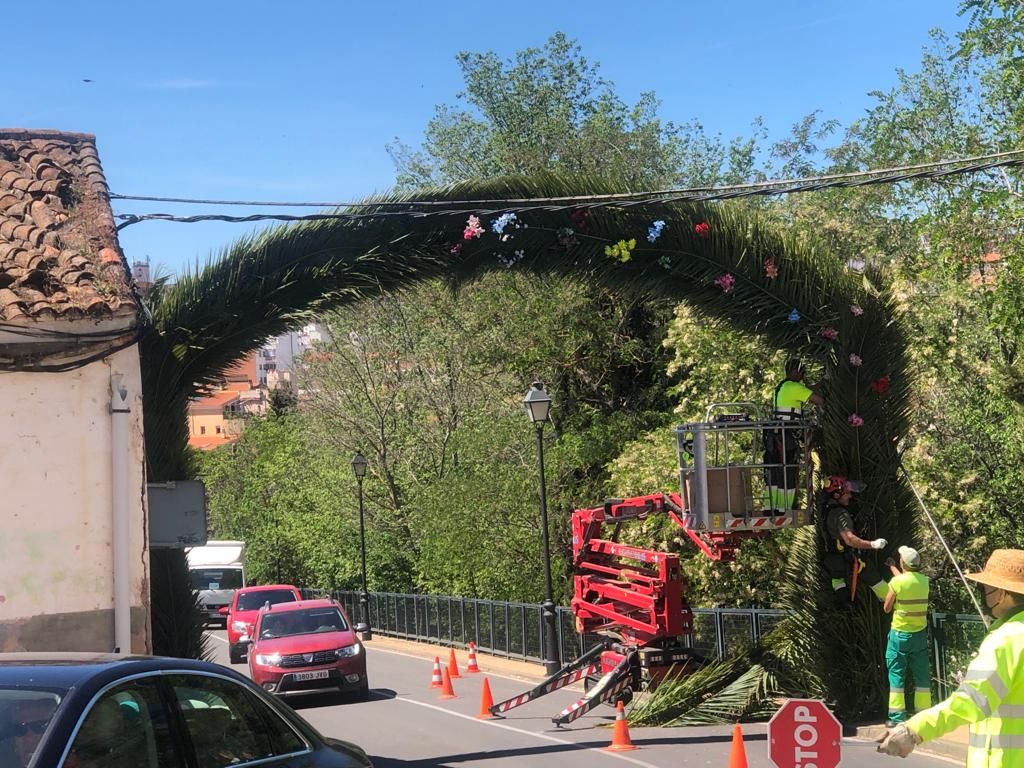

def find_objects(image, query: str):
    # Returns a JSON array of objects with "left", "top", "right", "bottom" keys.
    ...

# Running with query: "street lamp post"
[
  {"left": 523, "top": 381, "right": 561, "bottom": 677},
  {"left": 350, "top": 451, "right": 372, "bottom": 641}
]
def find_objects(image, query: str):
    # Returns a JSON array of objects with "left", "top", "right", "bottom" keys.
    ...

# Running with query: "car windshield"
[
  {"left": 259, "top": 607, "right": 348, "bottom": 639},
  {"left": 0, "top": 688, "right": 64, "bottom": 768},
  {"left": 236, "top": 589, "right": 297, "bottom": 612},
  {"left": 190, "top": 568, "right": 243, "bottom": 590}
]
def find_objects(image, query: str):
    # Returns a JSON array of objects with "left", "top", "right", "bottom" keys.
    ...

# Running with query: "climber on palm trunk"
[{"left": 819, "top": 475, "right": 888, "bottom": 610}]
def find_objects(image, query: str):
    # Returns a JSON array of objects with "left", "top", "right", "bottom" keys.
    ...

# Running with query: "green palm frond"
[{"left": 142, "top": 173, "right": 916, "bottom": 710}]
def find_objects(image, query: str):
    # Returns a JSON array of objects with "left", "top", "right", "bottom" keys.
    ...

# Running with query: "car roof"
[
  {"left": 237, "top": 584, "right": 301, "bottom": 594},
  {"left": 0, "top": 654, "right": 241, "bottom": 689},
  {"left": 260, "top": 598, "right": 337, "bottom": 613}
]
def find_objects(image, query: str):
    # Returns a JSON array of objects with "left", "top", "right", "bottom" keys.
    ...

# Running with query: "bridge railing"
[
  {"left": 300, "top": 588, "right": 787, "bottom": 665},
  {"left": 300, "top": 589, "right": 986, "bottom": 698}
]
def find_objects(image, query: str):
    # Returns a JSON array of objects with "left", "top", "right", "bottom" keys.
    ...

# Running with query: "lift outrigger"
[{"left": 490, "top": 403, "right": 815, "bottom": 725}]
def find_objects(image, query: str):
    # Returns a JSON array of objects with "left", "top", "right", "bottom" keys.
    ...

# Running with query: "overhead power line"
[{"left": 113, "top": 149, "right": 1024, "bottom": 230}]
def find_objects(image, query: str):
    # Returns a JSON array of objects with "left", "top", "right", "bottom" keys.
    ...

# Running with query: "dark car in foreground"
[
  {"left": 0, "top": 653, "right": 373, "bottom": 768},
  {"left": 249, "top": 599, "right": 369, "bottom": 701}
]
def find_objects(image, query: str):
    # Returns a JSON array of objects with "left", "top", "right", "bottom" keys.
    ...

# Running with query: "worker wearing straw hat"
[{"left": 877, "top": 549, "right": 1024, "bottom": 765}]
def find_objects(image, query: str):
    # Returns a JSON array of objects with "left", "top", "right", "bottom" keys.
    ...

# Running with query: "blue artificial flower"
[
  {"left": 491, "top": 212, "right": 518, "bottom": 235},
  {"left": 647, "top": 220, "right": 666, "bottom": 243},
  {"left": 787, "top": 308, "right": 801, "bottom": 323}
]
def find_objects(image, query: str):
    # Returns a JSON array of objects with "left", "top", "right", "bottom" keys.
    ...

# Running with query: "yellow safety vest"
[
  {"left": 890, "top": 571, "right": 929, "bottom": 633},
  {"left": 908, "top": 611, "right": 1024, "bottom": 767},
  {"left": 773, "top": 380, "right": 813, "bottom": 418}
]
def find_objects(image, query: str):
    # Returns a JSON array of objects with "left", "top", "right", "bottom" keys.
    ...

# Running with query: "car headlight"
[
  {"left": 335, "top": 644, "right": 362, "bottom": 658},
  {"left": 231, "top": 621, "right": 248, "bottom": 633},
  {"left": 255, "top": 653, "right": 282, "bottom": 666}
]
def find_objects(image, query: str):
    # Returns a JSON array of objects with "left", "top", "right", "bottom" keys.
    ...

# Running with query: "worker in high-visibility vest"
[
  {"left": 764, "top": 358, "right": 822, "bottom": 512},
  {"left": 883, "top": 545, "right": 931, "bottom": 727},
  {"left": 877, "top": 548, "right": 1024, "bottom": 765}
]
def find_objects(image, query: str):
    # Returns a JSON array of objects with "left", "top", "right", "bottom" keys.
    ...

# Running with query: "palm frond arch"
[{"left": 144, "top": 175, "right": 916, "bottom": 717}]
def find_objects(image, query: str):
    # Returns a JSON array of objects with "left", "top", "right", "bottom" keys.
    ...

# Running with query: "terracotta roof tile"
[{"left": 0, "top": 129, "right": 138, "bottom": 325}]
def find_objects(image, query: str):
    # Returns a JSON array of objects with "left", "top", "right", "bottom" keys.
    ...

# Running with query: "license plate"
[{"left": 292, "top": 670, "right": 330, "bottom": 682}]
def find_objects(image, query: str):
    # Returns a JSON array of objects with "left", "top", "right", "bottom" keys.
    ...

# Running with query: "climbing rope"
[{"left": 898, "top": 460, "right": 989, "bottom": 627}]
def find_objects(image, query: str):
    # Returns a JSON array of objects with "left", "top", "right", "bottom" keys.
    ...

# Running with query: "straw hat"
[{"left": 965, "top": 550, "right": 1024, "bottom": 594}]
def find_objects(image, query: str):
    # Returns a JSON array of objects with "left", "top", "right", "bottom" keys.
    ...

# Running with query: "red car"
[
  {"left": 222, "top": 584, "right": 303, "bottom": 663},
  {"left": 248, "top": 598, "right": 369, "bottom": 701}
]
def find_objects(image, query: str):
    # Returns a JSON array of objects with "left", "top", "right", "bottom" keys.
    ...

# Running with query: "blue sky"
[{"left": 2, "top": 1, "right": 965, "bottom": 277}]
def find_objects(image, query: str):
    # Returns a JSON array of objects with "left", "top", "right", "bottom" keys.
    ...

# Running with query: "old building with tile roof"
[{"left": 0, "top": 129, "right": 139, "bottom": 367}]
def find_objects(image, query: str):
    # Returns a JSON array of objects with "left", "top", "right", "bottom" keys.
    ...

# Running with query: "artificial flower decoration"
[
  {"left": 449, "top": 243, "right": 463, "bottom": 255},
  {"left": 491, "top": 212, "right": 518, "bottom": 234},
  {"left": 787, "top": 308, "right": 801, "bottom": 323},
  {"left": 850, "top": 304, "right": 864, "bottom": 316},
  {"left": 557, "top": 227, "right": 578, "bottom": 248},
  {"left": 647, "top": 220, "right": 666, "bottom": 243},
  {"left": 764, "top": 259, "right": 779, "bottom": 279},
  {"left": 819, "top": 327, "right": 839, "bottom": 340},
  {"left": 604, "top": 239, "right": 636, "bottom": 263},
  {"left": 464, "top": 215, "right": 485, "bottom": 240},
  {"left": 714, "top": 273, "right": 736, "bottom": 293},
  {"left": 849, "top": 353, "right": 863, "bottom": 367},
  {"left": 870, "top": 375, "right": 891, "bottom": 395},
  {"left": 658, "top": 255, "right": 673, "bottom": 270},
  {"left": 496, "top": 249, "right": 525, "bottom": 268},
  {"left": 695, "top": 221, "right": 711, "bottom": 238},
  {"left": 848, "top": 414, "right": 865, "bottom": 427},
  {"left": 569, "top": 208, "right": 591, "bottom": 233}
]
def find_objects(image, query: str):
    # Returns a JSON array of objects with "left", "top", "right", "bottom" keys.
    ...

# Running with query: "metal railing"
[
  {"left": 300, "top": 589, "right": 986, "bottom": 700},
  {"left": 300, "top": 588, "right": 786, "bottom": 666}
]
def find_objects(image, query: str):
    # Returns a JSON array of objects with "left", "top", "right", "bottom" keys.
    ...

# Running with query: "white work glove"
[
  {"left": 870, "top": 538, "right": 888, "bottom": 550},
  {"left": 876, "top": 725, "right": 922, "bottom": 758}
]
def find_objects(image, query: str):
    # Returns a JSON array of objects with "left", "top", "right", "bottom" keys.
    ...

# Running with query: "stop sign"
[{"left": 768, "top": 699, "right": 842, "bottom": 768}]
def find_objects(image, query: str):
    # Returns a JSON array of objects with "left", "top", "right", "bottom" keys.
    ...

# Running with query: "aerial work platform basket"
[{"left": 675, "top": 402, "right": 814, "bottom": 534}]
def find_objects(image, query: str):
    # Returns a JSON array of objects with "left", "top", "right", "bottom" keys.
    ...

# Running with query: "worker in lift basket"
[
  {"left": 765, "top": 358, "right": 822, "bottom": 513},
  {"left": 878, "top": 549, "right": 1024, "bottom": 766},
  {"left": 819, "top": 475, "right": 888, "bottom": 610},
  {"left": 883, "top": 545, "right": 932, "bottom": 727}
]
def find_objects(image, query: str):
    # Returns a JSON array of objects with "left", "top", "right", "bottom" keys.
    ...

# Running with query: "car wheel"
[{"left": 229, "top": 645, "right": 243, "bottom": 664}]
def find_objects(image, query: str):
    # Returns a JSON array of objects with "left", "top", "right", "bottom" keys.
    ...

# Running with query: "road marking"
[
  {"left": 377, "top": 692, "right": 662, "bottom": 768},
  {"left": 368, "top": 645, "right": 579, "bottom": 688},
  {"left": 205, "top": 632, "right": 228, "bottom": 644}
]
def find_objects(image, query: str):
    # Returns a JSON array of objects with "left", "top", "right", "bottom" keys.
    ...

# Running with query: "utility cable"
[
  {"left": 110, "top": 148, "right": 1024, "bottom": 210},
  {"left": 898, "top": 459, "right": 989, "bottom": 627},
  {"left": 112, "top": 151, "right": 1024, "bottom": 230}
]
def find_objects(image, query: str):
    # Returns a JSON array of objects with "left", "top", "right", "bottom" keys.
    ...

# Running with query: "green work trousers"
[{"left": 886, "top": 628, "right": 932, "bottom": 722}]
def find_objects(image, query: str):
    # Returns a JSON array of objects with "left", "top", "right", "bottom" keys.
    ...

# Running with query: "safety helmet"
[{"left": 825, "top": 475, "right": 866, "bottom": 495}]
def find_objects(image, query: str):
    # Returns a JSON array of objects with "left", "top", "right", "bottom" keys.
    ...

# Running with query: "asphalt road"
[{"left": 205, "top": 630, "right": 955, "bottom": 768}]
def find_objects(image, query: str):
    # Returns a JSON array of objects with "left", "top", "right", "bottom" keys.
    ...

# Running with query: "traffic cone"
[
  {"left": 604, "top": 701, "right": 637, "bottom": 752},
  {"left": 729, "top": 723, "right": 748, "bottom": 768},
  {"left": 448, "top": 647, "right": 462, "bottom": 679},
  {"left": 439, "top": 667, "right": 457, "bottom": 699},
  {"left": 477, "top": 677, "right": 496, "bottom": 718},
  {"left": 429, "top": 656, "right": 443, "bottom": 688},
  {"left": 467, "top": 641, "right": 481, "bottom": 673}
]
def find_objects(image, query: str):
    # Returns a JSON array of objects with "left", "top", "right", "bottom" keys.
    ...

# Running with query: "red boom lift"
[{"left": 490, "top": 403, "right": 814, "bottom": 725}]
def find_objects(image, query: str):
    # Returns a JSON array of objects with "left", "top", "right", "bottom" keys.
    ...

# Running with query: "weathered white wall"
[{"left": 0, "top": 345, "right": 150, "bottom": 652}]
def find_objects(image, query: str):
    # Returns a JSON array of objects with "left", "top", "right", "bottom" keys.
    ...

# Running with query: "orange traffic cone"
[
  {"left": 729, "top": 723, "right": 748, "bottom": 768},
  {"left": 448, "top": 647, "right": 462, "bottom": 679},
  {"left": 430, "top": 656, "right": 443, "bottom": 688},
  {"left": 467, "top": 641, "right": 481, "bottom": 673},
  {"left": 604, "top": 701, "right": 637, "bottom": 752},
  {"left": 439, "top": 667, "right": 457, "bottom": 699},
  {"left": 477, "top": 677, "right": 496, "bottom": 718}
]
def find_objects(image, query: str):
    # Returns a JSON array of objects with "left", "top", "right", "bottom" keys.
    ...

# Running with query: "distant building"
[
  {"left": 969, "top": 249, "right": 1002, "bottom": 289},
  {"left": 256, "top": 322, "right": 328, "bottom": 385},
  {"left": 187, "top": 352, "right": 267, "bottom": 450}
]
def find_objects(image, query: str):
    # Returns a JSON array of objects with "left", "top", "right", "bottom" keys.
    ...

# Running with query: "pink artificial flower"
[
  {"left": 819, "top": 327, "right": 839, "bottom": 340},
  {"left": 695, "top": 221, "right": 711, "bottom": 238},
  {"left": 850, "top": 304, "right": 864, "bottom": 316},
  {"left": 848, "top": 414, "right": 864, "bottom": 427},
  {"left": 464, "top": 215, "right": 485, "bottom": 240},
  {"left": 764, "top": 260, "right": 778, "bottom": 279},
  {"left": 849, "top": 353, "right": 863, "bottom": 367},
  {"left": 450, "top": 243, "right": 463, "bottom": 255},
  {"left": 714, "top": 273, "right": 736, "bottom": 294}
]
